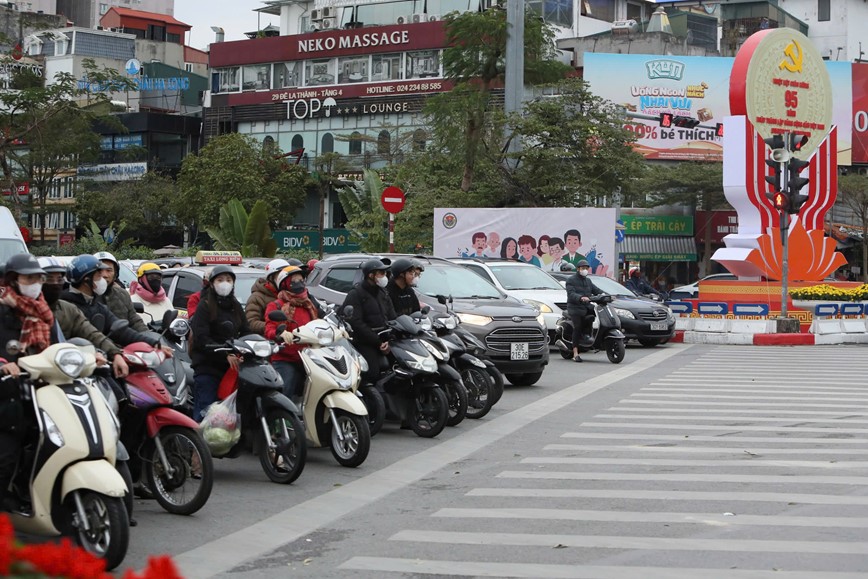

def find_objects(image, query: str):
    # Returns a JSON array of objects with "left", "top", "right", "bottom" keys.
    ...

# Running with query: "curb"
[{"left": 753, "top": 333, "right": 815, "bottom": 346}]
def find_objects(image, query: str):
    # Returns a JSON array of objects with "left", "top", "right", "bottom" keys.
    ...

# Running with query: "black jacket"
[
  {"left": 190, "top": 288, "right": 251, "bottom": 377},
  {"left": 343, "top": 281, "right": 397, "bottom": 346},
  {"left": 625, "top": 277, "right": 658, "bottom": 296},
  {"left": 565, "top": 274, "right": 602, "bottom": 316},
  {"left": 61, "top": 289, "right": 159, "bottom": 349},
  {"left": 385, "top": 279, "right": 420, "bottom": 317}
]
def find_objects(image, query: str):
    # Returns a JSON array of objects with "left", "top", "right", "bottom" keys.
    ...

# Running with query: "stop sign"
[{"left": 380, "top": 186, "right": 405, "bottom": 214}]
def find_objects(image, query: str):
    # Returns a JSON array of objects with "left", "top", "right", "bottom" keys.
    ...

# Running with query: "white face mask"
[
  {"left": 93, "top": 277, "right": 108, "bottom": 296},
  {"left": 214, "top": 281, "right": 234, "bottom": 297},
  {"left": 376, "top": 276, "right": 388, "bottom": 288},
  {"left": 18, "top": 282, "right": 42, "bottom": 300},
  {"left": 579, "top": 269, "right": 589, "bottom": 277},
  {"left": 408, "top": 276, "right": 418, "bottom": 287}
]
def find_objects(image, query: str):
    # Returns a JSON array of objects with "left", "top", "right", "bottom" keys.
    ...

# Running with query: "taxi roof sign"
[{"left": 195, "top": 251, "right": 243, "bottom": 265}]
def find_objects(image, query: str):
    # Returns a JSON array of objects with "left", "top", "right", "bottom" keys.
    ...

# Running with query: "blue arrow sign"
[
  {"left": 732, "top": 303, "right": 770, "bottom": 316},
  {"left": 840, "top": 303, "right": 864, "bottom": 316},
  {"left": 666, "top": 301, "right": 693, "bottom": 314},
  {"left": 697, "top": 302, "right": 728, "bottom": 315},
  {"left": 813, "top": 303, "right": 839, "bottom": 317}
]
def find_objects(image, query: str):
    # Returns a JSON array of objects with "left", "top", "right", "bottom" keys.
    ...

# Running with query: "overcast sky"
[{"left": 174, "top": 0, "right": 279, "bottom": 50}]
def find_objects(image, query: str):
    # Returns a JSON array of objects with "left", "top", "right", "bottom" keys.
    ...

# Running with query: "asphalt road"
[{"left": 121, "top": 343, "right": 868, "bottom": 578}]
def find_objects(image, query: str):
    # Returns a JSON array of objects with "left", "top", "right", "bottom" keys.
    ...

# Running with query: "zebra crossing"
[{"left": 340, "top": 346, "right": 868, "bottom": 578}]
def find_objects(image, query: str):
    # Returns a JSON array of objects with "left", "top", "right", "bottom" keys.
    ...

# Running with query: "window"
[
  {"left": 349, "top": 132, "right": 363, "bottom": 155},
  {"left": 372, "top": 53, "right": 402, "bottom": 82},
  {"left": 263, "top": 135, "right": 276, "bottom": 150},
  {"left": 527, "top": 0, "right": 573, "bottom": 27},
  {"left": 212, "top": 67, "right": 240, "bottom": 93},
  {"left": 242, "top": 64, "right": 271, "bottom": 90},
  {"left": 406, "top": 50, "right": 440, "bottom": 79},
  {"left": 580, "top": 0, "right": 615, "bottom": 22},
  {"left": 818, "top": 0, "right": 830, "bottom": 22},
  {"left": 276, "top": 61, "right": 301, "bottom": 88},
  {"left": 291, "top": 134, "right": 304, "bottom": 151},
  {"left": 377, "top": 130, "right": 391, "bottom": 154},
  {"left": 167, "top": 32, "right": 181, "bottom": 43},
  {"left": 322, "top": 268, "right": 358, "bottom": 293},
  {"left": 321, "top": 132, "right": 334, "bottom": 153},
  {"left": 305, "top": 58, "right": 335, "bottom": 86},
  {"left": 339, "top": 56, "right": 369, "bottom": 83},
  {"left": 147, "top": 24, "right": 166, "bottom": 41},
  {"left": 412, "top": 129, "right": 427, "bottom": 151},
  {"left": 99, "top": 3, "right": 109, "bottom": 14},
  {"left": 171, "top": 273, "right": 202, "bottom": 309}
]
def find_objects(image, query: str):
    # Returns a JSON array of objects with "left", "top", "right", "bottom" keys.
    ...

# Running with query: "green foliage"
[
  {"left": 176, "top": 133, "right": 307, "bottom": 230},
  {"left": 205, "top": 198, "right": 278, "bottom": 257},
  {"left": 638, "top": 161, "right": 725, "bottom": 210},
  {"left": 278, "top": 248, "right": 320, "bottom": 262},
  {"left": 74, "top": 172, "right": 179, "bottom": 238},
  {"left": 838, "top": 172, "right": 868, "bottom": 282},
  {"left": 338, "top": 169, "right": 389, "bottom": 252}
]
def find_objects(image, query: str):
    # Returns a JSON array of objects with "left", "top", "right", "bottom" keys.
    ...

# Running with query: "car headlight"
[
  {"left": 613, "top": 307, "right": 636, "bottom": 320},
  {"left": 456, "top": 313, "right": 493, "bottom": 326},
  {"left": 55, "top": 348, "right": 86, "bottom": 378},
  {"left": 665, "top": 307, "right": 676, "bottom": 323},
  {"left": 536, "top": 313, "right": 546, "bottom": 327},
  {"left": 247, "top": 340, "right": 274, "bottom": 358},
  {"left": 523, "top": 299, "right": 552, "bottom": 313},
  {"left": 42, "top": 410, "right": 64, "bottom": 447}
]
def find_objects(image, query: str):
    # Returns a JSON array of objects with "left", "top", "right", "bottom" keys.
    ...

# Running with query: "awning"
[{"left": 619, "top": 235, "right": 697, "bottom": 261}]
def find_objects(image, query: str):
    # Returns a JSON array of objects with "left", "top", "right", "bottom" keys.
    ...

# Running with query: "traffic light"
[
  {"left": 715, "top": 123, "right": 724, "bottom": 138},
  {"left": 787, "top": 155, "right": 810, "bottom": 214},
  {"left": 771, "top": 191, "right": 788, "bottom": 211},
  {"left": 788, "top": 133, "right": 809, "bottom": 152},
  {"left": 672, "top": 116, "right": 700, "bottom": 128},
  {"left": 764, "top": 135, "right": 786, "bottom": 198},
  {"left": 659, "top": 112, "right": 673, "bottom": 128}
]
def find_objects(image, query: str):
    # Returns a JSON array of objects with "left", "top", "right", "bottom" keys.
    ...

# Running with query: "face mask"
[
  {"left": 145, "top": 277, "right": 162, "bottom": 294},
  {"left": 289, "top": 281, "right": 305, "bottom": 295},
  {"left": 18, "top": 282, "right": 43, "bottom": 300},
  {"left": 42, "top": 284, "right": 63, "bottom": 306},
  {"left": 214, "top": 281, "right": 234, "bottom": 297},
  {"left": 408, "top": 275, "right": 418, "bottom": 287},
  {"left": 93, "top": 277, "right": 108, "bottom": 296},
  {"left": 376, "top": 276, "right": 388, "bottom": 288},
  {"left": 579, "top": 269, "right": 589, "bottom": 277}
]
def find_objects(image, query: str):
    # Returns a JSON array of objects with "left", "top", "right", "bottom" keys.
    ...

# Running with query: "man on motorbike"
[
  {"left": 94, "top": 251, "right": 148, "bottom": 332},
  {"left": 343, "top": 259, "right": 396, "bottom": 382},
  {"left": 129, "top": 262, "right": 174, "bottom": 326},
  {"left": 565, "top": 259, "right": 602, "bottom": 363},
  {"left": 264, "top": 265, "right": 319, "bottom": 399},
  {"left": 246, "top": 258, "right": 290, "bottom": 335},
  {"left": 386, "top": 258, "right": 422, "bottom": 316},
  {"left": 625, "top": 267, "right": 662, "bottom": 298}
]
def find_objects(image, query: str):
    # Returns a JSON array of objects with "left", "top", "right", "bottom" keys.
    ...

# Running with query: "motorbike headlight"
[
  {"left": 41, "top": 410, "right": 64, "bottom": 447},
  {"left": 523, "top": 299, "right": 552, "bottom": 313},
  {"left": 406, "top": 351, "right": 437, "bottom": 373},
  {"left": 443, "top": 316, "right": 457, "bottom": 330},
  {"left": 613, "top": 308, "right": 636, "bottom": 320},
  {"left": 314, "top": 326, "right": 335, "bottom": 346},
  {"left": 421, "top": 339, "right": 448, "bottom": 361},
  {"left": 55, "top": 348, "right": 86, "bottom": 378},
  {"left": 247, "top": 340, "right": 274, "bottom": 358},
  {"left": 419, "top": 317, "right": 433, "bottom": 331},
  {"left": 357, "top": 353, "right": 369, "bottom": 372},
  {"left": 456, "top": 313, "right": 493, "bottom": 326}
]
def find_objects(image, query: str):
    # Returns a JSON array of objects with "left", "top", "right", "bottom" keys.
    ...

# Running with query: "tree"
[
  {"left": 338, "top": 169, "right": 389, "bottom": 252},
  {"left": 838, "top": 172, "right": 868, "bottom": 282},
  {"left": 205, "top": 198, "right": 278, "bottom": 258},
  {"left": 175, "top": 133, "right": 307, "bottom": 230},
  {"left": 310, "top": 152, "right": 352, "bottom": 257}
]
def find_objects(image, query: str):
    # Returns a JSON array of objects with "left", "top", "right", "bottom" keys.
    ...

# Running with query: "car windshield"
[
  {"left": 233, "top": 273, "right": 261, "bottom": 304},
  {"left": 590, "top": 275, "right": 636, "bottom": 297},
  {"left": 488, "top": 264, "right": 563, "bottom": 290},
  {"left": 0, "top": 239, "right": 27, "bottom": 264},
  {"left": 416, "top": 265, "right": 502, "bottom": 299}
]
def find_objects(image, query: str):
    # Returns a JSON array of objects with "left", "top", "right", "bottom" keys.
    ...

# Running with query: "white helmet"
[
  {"left": 93, "top": 251, "right": 118, "bottom": 267},
  {"left": 265, "top": 258, "right": 290, "bottom": 274}
]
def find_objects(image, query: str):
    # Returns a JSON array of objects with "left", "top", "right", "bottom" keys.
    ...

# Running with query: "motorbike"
[
  {"left": 207, "top": 328, "right": 307, "bottom": 484},
  {"left": 554, "top": 294, "right": 627, "bottom": 364},
  {"left": 416, "top": 312, "right": 468, "bottom": 427},
  {"left": 137, "top": 307, "right": 195, "bottom": 417},
  {"left": 4, "top": 341, "right": 130, "bottom": 570},
  {"left": 119, "top": 339, "right": 214, "bottom": 515},
  {"left": 268, "top": 309, "right": 371, "bottom": 468}
]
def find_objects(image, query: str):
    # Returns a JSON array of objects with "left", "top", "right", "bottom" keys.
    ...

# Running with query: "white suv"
[{"left": 451, "top": 258, "right": 567, "bottom": 339}]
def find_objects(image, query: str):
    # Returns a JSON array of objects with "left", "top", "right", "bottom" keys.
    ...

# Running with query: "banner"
[
  {"left": 852, "top": 63, "right": 868, "bottom": 164},
  {"left": 272, "top": 228, "right": 360, "bottom": 253},
  {"left": 584, "top": 53, "right": 853, "bottom": 164},
  {"left": 433, "top": 208, "right": 616, "bottom": 277}
]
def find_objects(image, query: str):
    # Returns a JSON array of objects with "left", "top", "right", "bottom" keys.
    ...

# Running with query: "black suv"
[{"left": 306, "top": 254, "right": 550, "bottom": 386}]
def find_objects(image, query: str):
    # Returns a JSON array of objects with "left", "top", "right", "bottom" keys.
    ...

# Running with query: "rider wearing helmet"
[
  {"left": 189, "top": 264, "right": 251, "bottom": 420},
  {"left": 386, "top": 258, "right": 422, "bottom": 316},
  {"left": 564, "top": 259, "right": 602, "bottom": 363},
  {"left": 129, "top": 262, "right": 174, "bottom": 326},
  {"left": 343, "top": 258, "right": 397, "bottom": 381},
  {"left": 263, "top": 265, "right": 319, "bottom": 398},
  {"left": 625, "top": 266, "right": 660, "bottom": 297},
  {"left": 94, "top": 251, "right": 147, "bottom": 332},
  {"left": 246, "top": 258, "right": 289, "bottom": 335}
]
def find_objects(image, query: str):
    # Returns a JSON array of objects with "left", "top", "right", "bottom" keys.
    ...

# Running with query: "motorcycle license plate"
[
  {"left": 650, "top": 322, "right": 668, "bottom": 331},
  {"left": 510, "top": 342, "right": 529, "bottom": 360}
]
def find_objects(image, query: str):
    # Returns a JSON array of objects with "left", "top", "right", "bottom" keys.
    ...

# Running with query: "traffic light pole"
[{"left": 779, "top": 152, "right": 790, "bottom": 319}]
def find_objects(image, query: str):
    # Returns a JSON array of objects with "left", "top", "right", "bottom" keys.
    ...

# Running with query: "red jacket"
[
  {"left": 264, "top": 300, "right": 315, "bottom": 363},
  {"left": 186, "top": 290, "right": 202, "bottom": 319}
]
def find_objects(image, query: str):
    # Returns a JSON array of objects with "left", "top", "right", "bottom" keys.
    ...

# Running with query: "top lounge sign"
[{"left": 298, "top": 29, "right": 410, "bottom": 55}]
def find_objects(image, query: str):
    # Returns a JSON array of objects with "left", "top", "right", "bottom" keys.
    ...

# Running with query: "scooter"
[
  {"left": 120, "top": 340, "right": 214, "bottom": 515},
  {"left": 4, "top": 342, "right": 130, "bottom": 570},
  {"left": 416, "top": 312, "right": 468, "bottom": 427},
  {"left": 136, "top": 308, "right": 195, "bottom": 417},
  {"left": 554, "top": 294, "right": 627, "bottom": 364},
  {"left": 269, "top": 310, "right": 371, "bottom": 468},
  {"left": 208, "top": 330, "right": 307, "bottom": 484}
]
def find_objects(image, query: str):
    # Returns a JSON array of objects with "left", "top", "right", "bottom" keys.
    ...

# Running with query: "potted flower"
[{"left": 789, "top": 284, "right": 868, "bottom": 310}]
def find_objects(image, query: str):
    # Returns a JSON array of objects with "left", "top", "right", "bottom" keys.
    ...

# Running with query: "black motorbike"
[
  {"left": 416, "top": 312, "right": 468, "bottom": 427},
  {"left": 554, "top": 294, "right": 627, "bottom": 364}
]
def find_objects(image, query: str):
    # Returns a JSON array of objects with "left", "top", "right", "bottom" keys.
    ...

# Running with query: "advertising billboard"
[{"left": 584, "top": 53, "right": 853, "bottom": 164}]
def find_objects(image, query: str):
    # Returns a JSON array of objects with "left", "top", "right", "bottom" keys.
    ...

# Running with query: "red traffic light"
[
  {"left": 715, "top": 123, "right": 724, "bottom": 138},
  {"left": 772, "top": 192, "right": 788, "bottom": 210},
  {"left": 659, "top": 113, "right": 673, "bottom": 128},
  {"left": 789, "top": 133, "right": 809, "bottom": 151}
]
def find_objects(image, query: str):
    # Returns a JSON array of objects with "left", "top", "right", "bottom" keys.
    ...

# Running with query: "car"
[
  {"left": 162, "top": 265, "right": 265, "bottom": 317},
  {"left": 669, "top": 273, "right": 737, "bottom": 300},
  {"left": 450, "top": 258, "right": 567, "bottom": 340},
  {"left": 306, "top": 254, "right": 550, "bottom": 385},
  {"left": 580, "top": 275, "right": 676, "bottom": 347}
]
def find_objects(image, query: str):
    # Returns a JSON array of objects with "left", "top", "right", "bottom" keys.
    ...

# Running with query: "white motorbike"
[
  {"left": 5, "top": 342, "right": 130, "bottom": 570},
  {"left": 270, "top": 310, "right": 371, "bottom": 467}
]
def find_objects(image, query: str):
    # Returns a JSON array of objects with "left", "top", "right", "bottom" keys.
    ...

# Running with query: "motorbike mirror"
[
  {"left": 108, "top": 318, "right": 129, "bottom": 336},
  {"left": 161, "top": 309, "right": 178, "bottom": 328},
  {"left": 342, "top": 305, "right": 354, "bottom": 318},
  {"left": 420, "top": 305, "right": 431, "bottom": 315},
  {"left": 5, "top": 340, "right": 21, "bottom": 356},
  {"left": 268, "top": 310, "right": 288, "bottom": 322},
  {"left": 436, "top": 295, "right": 447, "bottom": 305},
  {"left": 133, "top": 302, "right": 145, "bottom": 314}
]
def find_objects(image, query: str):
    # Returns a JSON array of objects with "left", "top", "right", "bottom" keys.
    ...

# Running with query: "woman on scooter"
[
  {"left": 129, "top": 262, "right": 174, "bottom": 327},
  {"left": 263, "top": 265, "right": 319, "bottom": 400},
  {"left": 565, "top": 259, "right": 602, "bottom": 363},
  {"left": 190, "top": 265, "right": 250, "bottom": 420}
]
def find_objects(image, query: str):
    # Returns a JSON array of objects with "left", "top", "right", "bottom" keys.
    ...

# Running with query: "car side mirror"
[
  {"left": 268, "top": 310, "right": 288, "bottom": 322},
  {"left": 133, "top": 302, "right": 145, "bottom": 314}
]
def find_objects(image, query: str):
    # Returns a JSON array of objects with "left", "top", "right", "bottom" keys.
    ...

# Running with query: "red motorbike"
[{"left": 120, "top": 341, "right": 214, "bottom": 515}]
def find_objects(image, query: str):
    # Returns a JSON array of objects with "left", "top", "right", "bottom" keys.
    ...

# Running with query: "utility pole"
[{"left": 503, "top": 0, "right": 523, "bottom": 163}]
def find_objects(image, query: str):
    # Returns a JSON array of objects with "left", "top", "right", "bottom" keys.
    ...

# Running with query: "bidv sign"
[
  {"left": 273, "top": 229, "right": 360, "bottom": 252},
  {"left": 286, "top": 96, "right": 338, "bottom": 120}
]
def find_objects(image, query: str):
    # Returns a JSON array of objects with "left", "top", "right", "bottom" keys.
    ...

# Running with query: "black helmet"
[
  {"left": 5, "top": 253, "right": 44, "bottom": 279},
  {"left": 361, "top": 259, "right": 389, "bottom": 276},
  {"left": 390, "top": 258, "right": 417, "bottom": 276},
  {"left": 210, "top": 264, "right": 236, "bottom": 282},
  {"left": 577, "top": 260, "right": 590, "bottom": 269},
  {"left": 560, "top": 262, "right": 576, "bottom": 272}
]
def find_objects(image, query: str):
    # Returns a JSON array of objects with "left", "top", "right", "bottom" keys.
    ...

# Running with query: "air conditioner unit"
[
  {"left": 611, "top": 19, "right": 638, "bottom": 34},
  {"left": 310, "top": 9, "right": 322, "bottom": 21},
  {"left": 412, "top": 13, "right": 425, "bottom": 23},
  {"left": 308, "top": 23, "right": 321, "bottom": 32},
  {"left": 320, "top": 17, "right": 336, "bottom": 29},
  {"left": 396, "top": 15, "right": 408, "bottom": 25},
  {"left": 322, "top": 6, "right": 337, "bottom": 18},
  {"left": 427, "top": 14, "right": 440, "bottom": 22}
]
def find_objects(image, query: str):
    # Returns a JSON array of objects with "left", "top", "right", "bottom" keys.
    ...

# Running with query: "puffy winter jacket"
[
  {"left": 245, "top": 278, "right": 277, "bottom": 336},
  {"left": 103, "top": 282, "right": 148, "bottom": 332}
]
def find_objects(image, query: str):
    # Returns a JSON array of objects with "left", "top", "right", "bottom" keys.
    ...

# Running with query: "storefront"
[{"left": 619, "top": 214, "right": 697, "bottom": 285}]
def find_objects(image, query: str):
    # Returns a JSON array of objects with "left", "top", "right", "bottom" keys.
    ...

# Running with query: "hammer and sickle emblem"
[{"left": 779, "top": 40, "right": 803, "bottom": 73}]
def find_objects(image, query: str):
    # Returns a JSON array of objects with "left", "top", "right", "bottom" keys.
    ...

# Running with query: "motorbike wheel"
[
  {"left": 460, "top": 366, "right": 493, "bottom": 420},
  {"left": 486, "top": 366, "right": 505, "bottom": 405},
  {"left": 329, "top": 410, "right": 371, "bottom": 468},
  {"left": 72, "top": 491, "right": 129, "bottom": 571},
  {"left": 145, "top": 427, "right": 214, "bottom": 516},
  {"left": 607, "top": 339, "right": 626, "bottom": 364},
  {"left": 505, "top": 372, "right": 543, "bottom": 387},
  {"left": 409, "top": 387, "right": 448, "bottom": 438},
  {"left": 116, "top": 459, "right": 134, "bottom": 520},
  {"left": 259, "top": 408, "right": 306, "bottom": 484},
  {"left": 444, "top": 379, "right": 468, "bottom": 427},
  {"left": 559, "top": 348, "right": 573, "bottom": 359},
  {"left": 358, "top": 385, "right": 385, "bottom": 437}
]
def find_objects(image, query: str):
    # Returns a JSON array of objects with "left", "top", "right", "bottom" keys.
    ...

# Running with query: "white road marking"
[
  {"left": 497, "top": 471, "right": 868, "bottom": 486},
  {"left": 467, "top": 487, "right": 868, "bottom": 504}
]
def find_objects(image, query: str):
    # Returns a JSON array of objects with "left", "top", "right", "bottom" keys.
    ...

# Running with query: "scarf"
[
  {"left": 129, "top": 279, "right": 168, "bottom": 304},
  {"left": 0, "top": 290, "right": 54, "bottom": 352},
  {"left": 277, "top": 289, "right": 318, "bottom": 323}
]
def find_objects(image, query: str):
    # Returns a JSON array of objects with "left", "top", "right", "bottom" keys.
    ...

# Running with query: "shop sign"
[
  {"left": 298, "top": 30, "right": 410, "bottom": 54},
  {"left": 77, "top": 162, "right": 147, "bottom": 181},
  {"left": 622, "top": 252, "right": 696, "bottom": 261},
  {"left": 1, "top": 182, "right": 29, "bottom": 196},
  {"left": 229, "top": 79, "right": 450, "bottom": 107},
  {"left": 695, "top": 211, "right": 738, "bottom": 244},
  {"left": 621, "top": 215, "right": 694, "bottom": 236},
  {"left": 272, "top": 229, "right": 360, "bottom": 253},
  {"left": 100, "top": 134, "right": 143, "bottom": 150},
  {"left": 0, "top": 61, "right": 43, "bottom": 76},
  {"left": 286, "top": 95, "right": 421, "bottom": 120}
]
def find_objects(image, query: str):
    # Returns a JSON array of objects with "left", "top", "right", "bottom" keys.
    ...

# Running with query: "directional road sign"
[
  {"left": 732, "top": 303, "right": 770, "bottom": 316},
  {"left": 840, "top": 303, "right": 864, "bottom": 316},
  {"left": 813, "top": 303, "right": 839, "bottom": 317},
  {"left": 666, "top": 301, "right": 693, "bottom": 314},
  {"left": 697, "top": 302, "right": 728, "bottom": 315}
]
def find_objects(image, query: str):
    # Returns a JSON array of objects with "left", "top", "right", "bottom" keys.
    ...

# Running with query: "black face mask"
[
  {"left": 289, "top": 281, "right": 305, "bottom": 295},
  {"left": 145, "top": 276, "right": 162, "bottom": 294},
  {"left": 43, "top": 284, "right": 63, "bottom": 306}
]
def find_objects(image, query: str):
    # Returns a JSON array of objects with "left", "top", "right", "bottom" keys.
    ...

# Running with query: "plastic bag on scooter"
[{"left": 199, "top": 391, "right": 241, "bottom": 457}]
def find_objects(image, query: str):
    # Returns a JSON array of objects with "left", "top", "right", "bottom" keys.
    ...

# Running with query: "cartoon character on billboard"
[
  {"left": 517, "top": 235, "right": 542, "bottom": 267},
  {"left": 562, "top": 229, "right": 586, "bottom": 267},
  {"left": 461, "top": 231, "right": 488, "bottom": 258},
  {"left": 500, "top": 237, "right": 518, "bottom": 260},
  {"left": 487, "top": 231, "right": 501, "bottom": 256}
]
